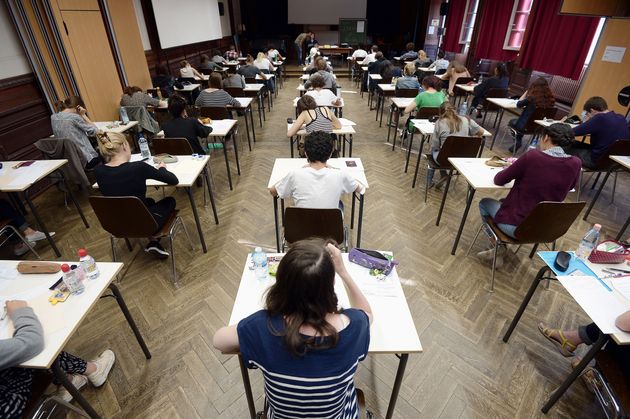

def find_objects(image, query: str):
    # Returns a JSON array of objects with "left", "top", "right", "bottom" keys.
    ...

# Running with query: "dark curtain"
[
  {"left": 519, "top": 0, "right": 599, "bottom": 80},
  {"left": 442, "top": 0, "right": 467, "bottom": 53},
  {"left": 474, "top": 0, "right": 519, "bottom": 61}
]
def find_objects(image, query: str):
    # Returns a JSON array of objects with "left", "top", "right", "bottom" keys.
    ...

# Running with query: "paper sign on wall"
[
  {"left": 431, "top": 19, "right": 440, "bottom": 26},
  {"left": 357, "top": 21, "right": 365, "bottom": 33},
  {"left": 428, "top": 26, "right": 435, "bottom": 35},
  {"left": 602, "top": 46, "right": 626, "bottom": 63}
]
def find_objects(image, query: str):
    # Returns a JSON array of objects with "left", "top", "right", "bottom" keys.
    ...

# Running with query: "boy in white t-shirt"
[{"left": 269, "top": 132, "right": 361, "bottom": 209}]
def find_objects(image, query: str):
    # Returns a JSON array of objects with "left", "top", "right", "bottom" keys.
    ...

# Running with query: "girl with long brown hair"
[
  {"left": 508, "top": 77, "right": 555, "bottom": 152},
  {"left": 213, "top": 239, "right": 373, "bottom": 418}
]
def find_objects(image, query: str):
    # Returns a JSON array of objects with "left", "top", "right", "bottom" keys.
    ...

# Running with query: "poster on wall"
[{"left": 602, "top": 46, "right": 626, "bottom": 63}]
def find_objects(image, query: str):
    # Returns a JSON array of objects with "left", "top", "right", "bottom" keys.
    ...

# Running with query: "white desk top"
[
  {"left": 534, "top": 119, "right": 578, "bottom": 129},
  {"left": 410, "top": 120, "right": 492, "bottom": 137},
  {"left": 244, "top": 84, "right": 263, "bottom": 92},
  {"left": 378, "top": 84, "right": 396, "bottom": 92},
  {"left": 94, "top": 121, "right": 139, "bottom": 134},
  {"left": 287, "top": 122, "right": 356, "bottom": 136},
  {"left": 230, "top": 97, "right": 253, "bottom": 108},
  {"left": 611, "top": 155, "right": 630, "bottom": 169},
  {"left": 455, "top": 83, "right": 478, "bottom": 93},
  {"left": 0, "top": 160, "right": 67, "bottom": 192},
  {"left": 267, "top": 158, "right": 368, "bottom": 189},
  {"left": 417, "top": 67, "right": 435, "bottom": 72},
  {"left": 361, "top": 66, "right": 368, "bottom": 71},
  {"left": 0, "top": 260, "right": 123, "bottom": 368},
  {"left": 272, "top": 61, "right": 284, "bottom": 66},
  {"left": 391, "top": 98, "right": 415, "bottom": 108},
  {"left": 256, "top": 74, "right": 275, "bottom": 80},
  {"left": 229, "top": 253, "right": 422, "bottom": 354},
  {"left": 486, "top": 98, "right": 519, "bottom": 110},
  {"left": 174, "top": 84, "right": 201, "bottom": 92},
  {"left": 301, "top": 74, "right": 336, "bottom": 81},
  {"left": 204, "top": 119, "right": 238, "bottom": 136},
  {"left": 448, "top": 158, "right": 514, "bottom": 190},
  {"left": 368, "top": 74, "right": 382, "bottom": 80},
  {"left": 195, "top": 74, "right": 210, "bottom": 81},
  {"left": 297, "top": 84, "right": 306, "bottom": 92},
  {"left": 292, "top": 97, "right": 344, "bottom": 108}
]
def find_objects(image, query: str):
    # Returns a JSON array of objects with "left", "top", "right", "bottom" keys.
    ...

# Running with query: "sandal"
[{"left": 538, "top": 322, "right": 577, "bottom": 357}]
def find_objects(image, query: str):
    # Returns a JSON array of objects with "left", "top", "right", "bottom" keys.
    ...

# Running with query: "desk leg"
[
  {"left": 542, "top": 334, "right": 608, "bottom": 413},
  {"left": 349, "top": 134, "right": 353, "bottom": 157},
  {"left": 109, "top": 283, "right": 152, "bottom": 359},
  {"left": 250, "top": 106, "right": 257, "bottom": 143},
  {"left": 379, "top": 96, "right": 386, "bottom": 127},
  {"left": 385, "top": 353, "right": 409, "bottom": 419},
  {"left": 222, "top": 136, "right": 233, "bottom": 191},
  {"left": 232, "top": 129, "right": 241, "bottom": 175},
  {"left": 243, "top": 108, "right": 252, "bottom": 151},
  {"left": 583, "top": 168, "right": 612, "bottom": 221},
  {"left": 405, "top": 130, "right": 416, "bottom": 171},
  {"left": 52, "top": 359, "right": 100, "bottom": 419},
  {"left": 239, "top": 354, "right": 257, "bottom": 419},
  {"left": 617, "top": 216, "right": 630, "bottom": 241},
  {"left": 375, "top": 94, "right": 381, "bottom": 120},
  {"left": 436, "top": 171, "right": 453, "bottom": 226},
  {"left": 260, "top": 94, "right": 266, "bottom": 122},
  {"left": 411, "top": 133, "right": 427, "bottom": 187},
  {"left": 58, "top": 170, "right": 89, "bottom": 228},
  {"left": 24, "top": 188, "right": 61, "bottom": 257},
  {"left": 503, "top": 266, "right": 551, "bottom": 342},
  {"left": 203, "top": 168, "right": 219, "bottom": 224},
  {"left": 451, "top": 186, "right": 476, "bottom": 255},
  {"left": 350, "top": 192, "right": 356, "bottom": 229},
  {"left": 186, "top": 187, "right": 208, "bottom": 253},
  {"left": 357, "top": 194, "right": 365, "bottom": 247},
  {"left": 273, "top": 196, "right": 280, "bottom": 252},
  {"left": 257, "top": 97, "right": 263, "bottom": 128}
]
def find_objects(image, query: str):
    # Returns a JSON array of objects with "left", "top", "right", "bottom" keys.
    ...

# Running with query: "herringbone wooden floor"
[{"left": 23, "top": 76, "right": 629, "bottom": 418}]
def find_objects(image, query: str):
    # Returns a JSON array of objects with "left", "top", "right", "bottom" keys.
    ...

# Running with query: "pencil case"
[
  {"left": 588, "top": 240, "right": 630, "bottom": 264},
  {"left": 348, "top": 248, "right": 398, "bottom": 276}
]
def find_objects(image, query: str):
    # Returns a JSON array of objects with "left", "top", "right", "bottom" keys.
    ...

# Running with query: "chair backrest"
[
  {"left": 595, "top": 139, "right": 630, "bottom": 169},
  {"left": 435, "top": 68, "right": 447, "bottom": 76},
  {"left": 513, "top": 201, "right": 586, "bottom": 243},
  {"left": 89, "top": 196, "right": 158, "bottom": 238},
  {"left": 396, "top": 88, "right": 419, "bottom": 98},
  {"left": 153, "top": 107, "right": 172, "bottom": 126},
  {"left": 224, "top": 86, "right": 244, "bottom": 97},
  {"left": 198, "top": 106, "right": 229, "bottom": 119},
  {"left": 483, "top": 88, "right": 509, "bottom": 110},
  {"left": 456, "top": 77, "right": 473, "bottom": 85},
  {"left": 436, "top": 136, "right": 484, "bottom": 167},
  {"left": 415, "top": 107, "right": 440, "bottom": 119},
  {"left": 245, "top": 77, "right": 256, "bottom": 84},
  {"left": 152, "top": 138, "right": 194, "bottom": 155},
  {"left": 199, "top": 68, "right": 214, "bottom": 75},
  {"left": 523, "top": 107, "right": 557, "bottom": 133},
  {"left": 146, "top": 88, "right": 158, "bottom": 97},
  {"left": 284, "top": 207, "right": 344, "bottom": 245},
  {"left": 178, "top": 77, "right": 196, "bottom": 84}
]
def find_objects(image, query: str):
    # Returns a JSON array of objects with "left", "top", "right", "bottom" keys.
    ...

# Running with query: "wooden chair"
[
  {"left": 89, "top": 196, "right": 194, "bottom": 286},
  {"left": 0, "top": 218, "right": 39, "bottom": 258},
  {"left": 467, "top": 201, "right": 586, "bottom": 291},
  {"left": 224, "top": 86, "right": 245, "bottom": 97},
  {"left": 395, "top": 88, "right": 419, "bottom": 98},
  {"left": 494, "top": 107, "right": 557, "bottom": 154},
  {"left": 579, "top": 139, "right": 630, "bottom": 204},
  {"left": 199, "top": 68, "right": 214, "bottom": 75},
  {"left": 450, "top": 77, "right": 473, "bottom": 100},
  {"left": 583, "top": 348, "right": 630, "bottom": 418},
  {"left": 152, "top": 137, "right": 194, "bottom": 155},
  {"left": 481, "top": 88, "right": 509, "bottom": 127},
  {"left": 198, "top": 106, "right": 229, "bottom": 120},
  {"left": 283, "top": 207, "right": 348, "bottom": 251}
]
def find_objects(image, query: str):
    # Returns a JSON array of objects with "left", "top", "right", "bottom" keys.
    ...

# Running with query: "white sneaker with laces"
[
  {"left": 87, "top": 349, "right": 115, "bottom": 387},
  {"left": 56, "top": 374, "right": 88, "bottom": 403},
  {"left": 25, "top": 231, "right": 55, "bottom": 242},
  {"left": 14, "top": 241, "right": 36, "bottom": 256}
]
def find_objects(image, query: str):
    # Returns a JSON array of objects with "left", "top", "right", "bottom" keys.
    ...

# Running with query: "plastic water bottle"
[
  {"left": 576, "top": 224, "right": 601, "bottom": 259},
  {"left": 528, "top": 136, "right": 540, "bottom": 151},
  {"left": 458, "top": 101, "right": 468, "bottom": 116},
  {"left": 78, "top": 248, "right": 100, "bottom": 280},
  {"left": 120, "top": 107, "right": 129, "bottom": 124},
  {"left": 139, "top": 134, "right": 151, "bottom": 160},
  {"left": 252, "top": 247, "right": 268, "bottom": 280},
  {"left": 61, "top": 263, "right": 85, "bottom": 295},
  {"left": 478, "top": 74, "right": 484, "bottom": 84}
]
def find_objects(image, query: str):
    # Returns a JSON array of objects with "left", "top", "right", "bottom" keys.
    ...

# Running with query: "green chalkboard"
[{"left": 339, "top": 19, "right": 367, "bottom": 46}]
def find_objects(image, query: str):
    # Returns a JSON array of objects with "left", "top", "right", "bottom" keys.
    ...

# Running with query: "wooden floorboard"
[{"left": 21, "top": 74, "right": 629, "bottom": 418}]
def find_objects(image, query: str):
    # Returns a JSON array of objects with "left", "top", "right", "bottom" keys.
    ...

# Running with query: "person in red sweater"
[{"left": 477, "top": 123, "right": 582, "bottom": 266}]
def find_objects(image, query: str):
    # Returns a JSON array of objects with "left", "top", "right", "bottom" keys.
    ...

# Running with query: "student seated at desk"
[
  {"left": 400, "top": 42, "right": 418, "bottom": 61},
  {"left": 427, "top": 50, "right": 449, "bottom": 73},
  {"left": 120, "top": 86, "right": 164, "bottom": 108},
  {"left": 443, "top": 60, "right": 471, "bottom": 96},
  {"left": 508, "top": 77, "right": 555, "bottom": 153},
  {"left": 0, "top": 300, "right": 115, "bottom": 416},
  {"left": 270, "top": 132, "right": 359, "bottom": 207},
  {"left": 222, "top": 67, "right": 246, "bottom": 89},
  {"left": 266, "top": 45, "right": 284, "bottom": 62},
  {"left": 476, "top": 124, "right": 581, "bottom": 267},
  {"left": 254, "top": 52, "right": 276, "bottom": 92},
  {"left": 224, "top": 44, "right": 239, "bottom": 61},
  {"left": 565, "top": 96, "right": 630, "bottom": 169},
  {"left": 0, "top": 199, "right": 52, "bottom": 256},
  {"left": 288, "top": 96, "right": 341, "bottom": 157},
  {"left": 428, "top": 102, "right": 484, "bottom": 189},
  {"left": 307, "top": 43, "right": 320, "bottom": 65},
  {"left": 95, "top": 132, "right": 179, "bottom": 258},
  {"left": 380, "top": 60, "right": 402, "bottom": 80},
  {"left": 305, "top": 33, "right": 318, "bottom": 52},
  {"left": 213, "top": 239, "right": 372, "bottom": 419},
  {"left": 360, "top": 45, "right": 379, "bottom": 66},
  {"left": 305, "top": 56, "right": 332, "bottom": 74},
  {"left": 396, "top": 63, "right": 421, "bottom": 90},
  {"left": 237, "top": 55, "right": 265, "bottom": 79},
  {"left": 211, "top": 50, "right": 228, "bottom": 65},
  {"left": 350, "top": 44, "right": 367, "bottom": 63},
  {"left": 162, "top": 95, "right": 214, "bottom": 155},
  {"left": 51, "top": 96, "right": 101, "bottom": 169},
  {"left": 403, "top": 75, "right": 447, "bottom": 116},
  {"left": 539, "top": 310, "right": 630, "bottom": 382},
  {"left": 198, "top": 54, "right": 223, "bottom": 72},
  {"left": 472, "top": 62, "right": 509, "bottom": 117},
  {"left": 304, "top": 74, "right": 342, "bottom": 107},
  {"left": 195, "top": 73, "right": 240, "bottom": 109},
  {"left": 413, "top": 50, "right": 431, "bottom": 68},
  {"left": 152, "top": 63, "right": 176, "bottom": 98},
  {"left": 304, "top": 59, "right": 338, "bottom": 91},
  {"left": 179, "top": 60, "right": 203, "bottom": 79}
]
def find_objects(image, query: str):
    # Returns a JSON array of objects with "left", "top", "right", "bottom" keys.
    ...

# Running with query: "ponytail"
[{"left": 438, "top": 102, "right": 462, "bottom": 133}]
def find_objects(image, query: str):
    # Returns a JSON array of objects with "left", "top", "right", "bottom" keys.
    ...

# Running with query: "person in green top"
[{"left": 402, "top": 75, "right": 447, "bottom": 131}]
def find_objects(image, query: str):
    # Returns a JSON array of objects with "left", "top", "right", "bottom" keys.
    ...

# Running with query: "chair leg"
[
  {"left": 424, "top": 165, "right": 430, "bottom": 203},
  {"left": 125, "top": 238, "right": 133, "bottom": 252},
  {"left": 576, "top": 170, "right": 583, "bottom": 202},
  {"left": 180, "top": 218, "right": 195, "bottom": 251},
  {"left": 110, "top": 236, "right": 117, "bottom": 262},
  {"left": 528, "top": 243, "right": 539, "bottom": 259},
  {"left": 466, "top": 224, "right": 483, "bottom": 256},
  {"left": 6, "top": 225, "right": 40, "bottom": 259},
  {"left": 490, "top": 244, "right": 499, "bottom": 292},
  {"left": 611, "top": 172, "right": 618, "bottom": 204},
  {"left": 48, "top": 396, "right": 90, "bottom": 418},
  {"left": 169, "top": 235, "right": 178, "bottom": 287}
]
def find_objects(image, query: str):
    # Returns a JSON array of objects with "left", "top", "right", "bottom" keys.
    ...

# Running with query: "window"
[
  {"left": 503, "top": 0, "right": 533, "bottom": 50},
  {"left": 459, "top": 0, "right": 480, "bottom": 45}
]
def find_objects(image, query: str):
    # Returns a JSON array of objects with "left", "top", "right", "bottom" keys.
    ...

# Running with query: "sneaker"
[
  {"left": 87, "top": 349, "right": 115, "bottom": 387},
  {"left": 56, "top": 374, "right": 88, "bottom": 403},
  {"left": 14, "top": 241, "right": 36, "bottom": 256},
  {"left": 145, "top": 241, "right": 169, "bottom": 259},
  {"left": 25, "top": 231, "right": 54, "bottom": 242}
]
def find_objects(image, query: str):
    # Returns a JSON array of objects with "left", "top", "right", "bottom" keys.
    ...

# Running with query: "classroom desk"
[
  {"left": 0, "top": 260, "right": 150, "bottom": 419},
  {"left": 243, "top": 83, "right": 265, "bottom": 126},
  {"left": 94, "top": 121, "right": 139, "bottom": 134},
  {"left": 94, "top": 154, "right": 218, "bottom": 253},
  {"left": 486, "top": 98, "right": 521, "bottom": 134},
  {"left": 267, "top": 158, "right": 368, "bottom": 251},
  {"left": 386, "top": 97, "right": 415, "bottom": 144},
  {"left": 0, "top": 160, "right": 89, "bottom": 257},
  {"left": 291, "top": 96, "right": 345, "bottom": 118},
  {"left": 376, "top": 84, "right": 396, "bottom": 126},
  {"left": 583, "top": 155, "right": 630, "bottom": 240},
  {"left": 228, "top": 97, "right": 256, "bottom": 150},
  {"left": 318, "top": 46, "right": 353, "bottom": 58},
  {"left": 174, "top": 83, "right": 201, "bottom": 104},
  {"left": 417, "top": 67, "right": 435, "bottom": 73},
  {"left": 204, "top": 119, "right": 240, "bottom": 191},
  {"left": 300, "top": 73, "right": 337, "bottom": 81},
  {"left": 447, "top": 158, "right": 512, "bottom": 255},
  {"left": 453, "top": 83, "right": 479, "bottom": 107},
  {"left": 533, "top": 119, "right": 578, "bottom": 129},
  {"left": 366, "top": 74, "right": 383, "bottom": 107},
  {"left": 503, "top": 252, "right": 630, "bottom": 413},
  {"left": 228, "top": 252, "right": 422, "bottom": 419},
  {"left": 286, "top": 120, "right": 356, "bottom": 157}
]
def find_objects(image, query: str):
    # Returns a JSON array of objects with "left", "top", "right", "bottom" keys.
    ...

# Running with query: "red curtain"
[
  {"left": 519, "top": 0, "right": 599, "bottom": 80},
  {"left": 442, "top": 0, "right": 467, "bottom": 53},
  {"left": 474, "top": 0, "right": 519, "bottom": 61}
]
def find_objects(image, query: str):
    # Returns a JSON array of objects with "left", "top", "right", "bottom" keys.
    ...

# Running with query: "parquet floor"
[{"left": 22, "top": 73, "right": 630, "bottom": 418}]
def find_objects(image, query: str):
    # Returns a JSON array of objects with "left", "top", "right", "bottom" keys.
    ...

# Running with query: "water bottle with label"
[
  {"left": 252, "top": 247, "right": 268, "bottom": 280},
  {"left": 138, "top": 134, "right": 151, "bottom": 160},
  {"left": 61, "top": 263, "right": 85, "bottom": 295},
  {"left": 458, "top": 101, "right": 468, "bottom": 116},
  {"left": 576, "top": 224, "right": 601, "bottom": 259},
  {"left": 78, "top": 248, "right": 100, "bottom": 280},
  {"left": 528, "top": 136, "right": 540, "bottom": 151},
  {"left": 120, "top": 107, "right": 129, "bottom": 124}
]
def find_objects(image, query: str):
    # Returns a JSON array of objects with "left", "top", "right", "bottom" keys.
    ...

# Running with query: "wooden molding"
[{"left": 0, "top": 74, "right": 35, "bottom": 89}]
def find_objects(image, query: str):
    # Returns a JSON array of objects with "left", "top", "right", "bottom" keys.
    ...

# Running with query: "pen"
[
  {"left": 1, "top": 303, "right": 7, "bottom": 321},
  {"left": 596, "top": 276, "right": 613, "bottom": 292},
  {"left": 49, "top": 276, "right": 63, "bottom": 290},
  {"left": 610, "top": 268, "right": 630, "bottom": 274}
]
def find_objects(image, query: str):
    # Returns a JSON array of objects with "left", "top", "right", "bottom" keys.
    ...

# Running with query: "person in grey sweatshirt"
[{"left": 1, "top": 301, "right": 115, "bottom": 417}]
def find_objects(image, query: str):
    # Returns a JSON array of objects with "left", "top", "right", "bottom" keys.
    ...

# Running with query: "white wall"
[
  {"left": 218, "top": 1, "right": 232, "bottom": 37},
  {"left": 0, "top": 2, "right": 31, "bottom": 78},
  {"left": 132, "top": 0, "right": 152, "bottom": 51}
]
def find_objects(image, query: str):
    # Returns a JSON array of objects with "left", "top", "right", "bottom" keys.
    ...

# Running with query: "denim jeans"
[
  {"left": 427, "top": 149, "right": 446, "bottom": 185},
  {"left": 295, "top": 44, "right": 303, "bottom": 65},
  {"left": 478, "top": 198, "right": 517, "bottom": 238}
]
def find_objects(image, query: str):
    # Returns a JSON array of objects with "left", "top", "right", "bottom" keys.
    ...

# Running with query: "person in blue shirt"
[
  {"left": 400, "top": 42, "right": 418, "bottom": 61},
  {"left": 213, "top": 239, "right": 373, "bottom": 418},
  {"left": 566, "top": 96, "right": 630, "bottom": 168},
  {"left": 471, "top": 62, "right": 510, "bottom": 116}
]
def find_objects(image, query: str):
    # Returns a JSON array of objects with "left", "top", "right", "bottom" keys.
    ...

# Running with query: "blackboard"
[{"left": 339, "top": 19, "right": 367, "bottom": 46}]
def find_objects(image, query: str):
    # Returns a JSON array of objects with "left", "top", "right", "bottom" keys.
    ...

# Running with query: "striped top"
[
  {"left": 195, "top": 89, "right": 240, "bottom": 108},
  {"left": 305, "top": 107, "right": 333, "bottom": 133},
  {"left": 237, "top": 309, "right": 370, "bottom": 419}
]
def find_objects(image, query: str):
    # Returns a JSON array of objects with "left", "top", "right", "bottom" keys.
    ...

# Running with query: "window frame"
[
  {"left": 458, "top": 0, "right": 480, "bottom": 46},
  {"left": 503, "top": 0, "right": 533, "bottom": 51}
]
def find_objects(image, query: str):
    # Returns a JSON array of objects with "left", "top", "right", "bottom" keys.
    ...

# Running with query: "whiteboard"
[
  {"left": 151, "top": 0, "right": 225, "bottom": 48},
  {"left": 288, "top": 0, "right": 367, "bottom": 25}
]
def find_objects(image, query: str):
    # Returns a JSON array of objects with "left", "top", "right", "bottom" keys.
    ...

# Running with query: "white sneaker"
[
  {"left": 25, "top": 231, "right": 55, "bottom": 242},
  {"left": 56, "top": 374, "right": 88, "bottom": 403},
  {"left": 14, "top": 241, "right": 36, "bottom": 256},
  {"left": 87, "top": 349, "right": 115, "bottom": 387}
]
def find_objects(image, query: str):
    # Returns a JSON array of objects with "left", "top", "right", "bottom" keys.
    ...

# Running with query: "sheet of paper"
[
  {"left": 5, "top": 163, "right": 47, "bottom": 188},
  {"left": 357, "top": 21, "right": 365, "bottom": 33},
  {"left": 612, "top": 277, "right": 630, "bottom": 303},
  {"left": 337, "top": 118, "right": 356, "bottom": 126},
  {"left": 428, "top": 26, "right": 435, "bottom": 35},
  {"left": 602, "top": 46, "right": 626, "bottom": 63},
  {"left": 558, "top": 275, "right": 630, "bottom": 334}
]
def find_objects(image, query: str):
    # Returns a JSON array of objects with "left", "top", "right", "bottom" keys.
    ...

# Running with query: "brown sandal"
[{"left": 538, "top": 322, "right": 577, "bottom": 357}]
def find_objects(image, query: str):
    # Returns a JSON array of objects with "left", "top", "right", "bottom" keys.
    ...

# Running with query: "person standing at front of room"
[{"left": 294, "top": 31, "right": 311, "bottom": 66}]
